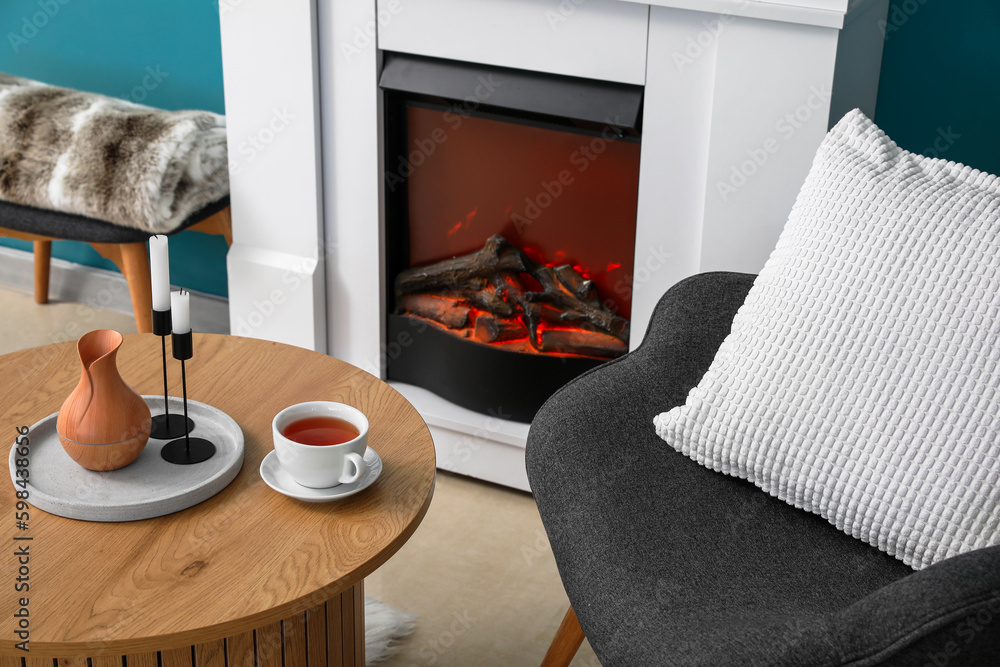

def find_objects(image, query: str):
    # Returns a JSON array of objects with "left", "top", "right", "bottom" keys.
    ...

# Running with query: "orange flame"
[{"left": 446, "top": 207, "right": 479, "bottom": 237}]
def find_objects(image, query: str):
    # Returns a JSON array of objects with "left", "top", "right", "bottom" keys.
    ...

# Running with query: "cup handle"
[{"left": 339, "top": 452, "right": 366, "bottom": 484}]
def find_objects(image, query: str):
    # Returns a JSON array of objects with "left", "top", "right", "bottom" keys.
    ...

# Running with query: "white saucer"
[{"left": 259, "top": 447, "right": 382, "bottom": 502}]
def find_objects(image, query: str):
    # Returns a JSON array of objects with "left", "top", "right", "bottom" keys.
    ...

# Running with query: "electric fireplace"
[
  {"left": 223, "top": 0, "right": 889, "bottom": 490},
  {"left": 381, "top": 54, "right": 642, "bottom": 422}
]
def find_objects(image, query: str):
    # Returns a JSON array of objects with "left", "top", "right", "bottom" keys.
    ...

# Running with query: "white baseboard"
[{"left": 0, "top": 246, "right": 229, "bottom": 334}]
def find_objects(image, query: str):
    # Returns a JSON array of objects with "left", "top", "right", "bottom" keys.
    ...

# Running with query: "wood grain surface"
[{"left": 0, "top": 334, "right": 436, "bottom": 658}]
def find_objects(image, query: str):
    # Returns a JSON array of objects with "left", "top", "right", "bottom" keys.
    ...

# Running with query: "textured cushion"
[{"left": 654, "top": 110, "right": 1000, "bottom": 570}]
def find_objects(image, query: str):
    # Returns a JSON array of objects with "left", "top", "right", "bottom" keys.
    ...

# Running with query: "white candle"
[
  {"left": 149, "top": 235, "right": 170, "bottom": 312},
  {"left": 171, "top": 290, "right": 191, "bottom": 333}
]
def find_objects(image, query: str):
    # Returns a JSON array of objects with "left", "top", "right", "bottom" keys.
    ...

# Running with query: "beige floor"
[{"left": 0, "top": 286, "right": 600, "bottom": 666}]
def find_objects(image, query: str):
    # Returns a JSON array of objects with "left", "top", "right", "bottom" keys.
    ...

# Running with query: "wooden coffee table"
[{"left": 0, "top": 334, "right": 436, "bottom": 666}]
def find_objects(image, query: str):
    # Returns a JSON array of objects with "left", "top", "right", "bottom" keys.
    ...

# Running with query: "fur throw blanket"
[{"left": 0, "top": 73, "right": 228, "bottom": 234}]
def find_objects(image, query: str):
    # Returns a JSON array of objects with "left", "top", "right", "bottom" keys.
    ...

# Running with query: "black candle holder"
[
  {"left": 160, "top": 331, "right": 216, "bottom": 465},
  {"left": 149, "top": 308, "right": 195, "bottom": 439}
]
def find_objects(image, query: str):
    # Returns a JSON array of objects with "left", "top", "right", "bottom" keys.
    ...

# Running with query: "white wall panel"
[
  {"left": 700, "top": 15, "right": 838, "bottom": 273},
  {"left": 317, "top": 0, "right": 385, "bottom": 370},
  {"left": 220, "top": 0, "right": 326, "bottom": 351}
]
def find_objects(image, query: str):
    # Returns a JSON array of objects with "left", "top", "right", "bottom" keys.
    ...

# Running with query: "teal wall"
[
  {"left": 874, "top": 0, "right": 1000, "bottom": 176},
  {"left": 2, "top": 1, "right": 998, "bottom": 299},
  {"left": 0, "top": 0, "right": 229, "bottom": 297}
]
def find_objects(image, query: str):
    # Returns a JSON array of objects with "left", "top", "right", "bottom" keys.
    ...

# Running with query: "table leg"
[
  {"left": 224, "top": 631, "right": 254, "bottom": 666},
  {"left": 158, "top": 647, "right": 192, "bottom": 667},
  {"left": 125, "top": 653, "right": 158, "bottom": 667},
  {"left": 38, "top": 584, "right": 366, "bottom": 667},
  {"left": 255, "top": 621, "right": 282, "bottom": 667},
  {"left": 306, "top": 602, "right": 328, "bottom": 666},
  {"left": 327, "top": 580, "right": 365, "bottom": 667},
  {"left": 194, "top": 640, "right": 225, "bottom": 667},
  {"left": 282, "top": 610, "right": 308, "bottom": 667}
]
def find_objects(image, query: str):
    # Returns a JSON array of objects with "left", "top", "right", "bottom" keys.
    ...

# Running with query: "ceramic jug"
[{"left": 56, "top": 329, "right": 151, "bottom": 471}]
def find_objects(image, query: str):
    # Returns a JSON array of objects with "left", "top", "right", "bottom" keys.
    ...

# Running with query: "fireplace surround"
[{"left": 220, "top": 0, "right": 891, "bottom": 490}]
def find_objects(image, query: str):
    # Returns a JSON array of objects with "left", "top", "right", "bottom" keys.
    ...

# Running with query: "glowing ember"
[{"left": 394, "top": 235, "right": 629, "bottom": 359}]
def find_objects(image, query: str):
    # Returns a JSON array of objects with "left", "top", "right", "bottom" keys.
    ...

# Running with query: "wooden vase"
[{"left": 56, "top": 329, "right": 151, "bottom": 471}]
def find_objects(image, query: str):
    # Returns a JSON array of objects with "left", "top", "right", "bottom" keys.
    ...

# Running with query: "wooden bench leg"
[
  {"left": 34, "top": 239, "right": 52, "bottom": 304},
  {"left": 90, "top": 242, "right": 153, "bottom": 333},
  {"left": 541, "top": 606, "right": 585, "bottom": 667},
  {"left": 190, "top": 205, "right": 233, "bottom": 246}
]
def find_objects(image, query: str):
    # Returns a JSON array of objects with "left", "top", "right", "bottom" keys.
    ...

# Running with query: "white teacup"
[{"left": 272, "top": 401, "right": 369, "bottom": 488}]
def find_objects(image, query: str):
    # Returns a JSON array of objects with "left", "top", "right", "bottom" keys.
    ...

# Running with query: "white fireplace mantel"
[
  {"left": 628, "top": 0, "right": 855, "bottom": 28},
  {"left": 220, "top": 0, "right": 889, "bottom": 490}
]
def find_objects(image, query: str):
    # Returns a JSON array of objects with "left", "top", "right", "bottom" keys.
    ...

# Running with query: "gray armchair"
[{"left": 527, "top": 272, "right": 1000, "bottom": 666}]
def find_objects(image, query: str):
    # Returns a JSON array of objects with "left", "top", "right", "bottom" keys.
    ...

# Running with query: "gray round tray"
[{"left": 9, "top": 396, "right": 244, "bottom": 522}]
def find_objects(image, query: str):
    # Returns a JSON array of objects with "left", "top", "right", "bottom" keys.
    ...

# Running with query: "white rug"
[{"left": 366, "top": 597, "right": 417, "bottom": 665}]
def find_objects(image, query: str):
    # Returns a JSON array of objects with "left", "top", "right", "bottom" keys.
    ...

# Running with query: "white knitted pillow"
[{"left": 654, "top": 110, "right": 1000, "bottom": 570}]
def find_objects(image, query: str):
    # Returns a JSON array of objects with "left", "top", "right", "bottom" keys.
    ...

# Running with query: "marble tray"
[{"left": 9, "top": 396, "right": 244, "bottom": 522}]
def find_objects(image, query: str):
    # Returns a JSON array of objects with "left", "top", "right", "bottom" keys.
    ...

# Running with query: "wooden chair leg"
[
  {"left": 541, "top": 606, "right": 585, "bottom": 667},
  {"left": 33, "top": 239, "right": 52, "bottom": 304},
  {"left": 90, "top": 242, "right": 153, "bottom": 334}
]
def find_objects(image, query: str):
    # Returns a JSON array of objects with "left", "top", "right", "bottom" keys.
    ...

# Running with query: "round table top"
[{"left": 0, "top": 333, "right": 436, "bottom": 657}]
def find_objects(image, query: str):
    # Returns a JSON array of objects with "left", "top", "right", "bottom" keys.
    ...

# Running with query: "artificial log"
[
  {"left": 540, "top": 329, "right": 628, "bottom": 357},
  {"left": 527, "top": 265, "right": 629, "bottom": 339},
  {"left": 474, "top": 315, "right": 528, "bottom": 343},
  {"left": 395, "top": 235, "right": 630, "bottom": 358},
  {"left": 395, "top": 235, "right": 529, "bottom": 295},
  {"left": 399, "top": 294, "right": 470, "bottom": 329}
]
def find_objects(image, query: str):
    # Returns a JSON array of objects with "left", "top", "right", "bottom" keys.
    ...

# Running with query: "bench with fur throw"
[{"left": 0, "top": 72, "right": 228, "bottom": 234}]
